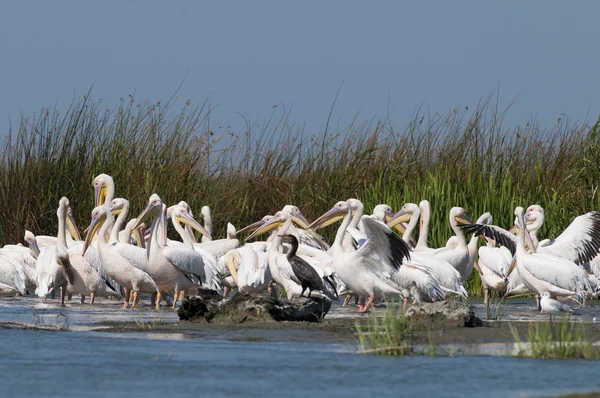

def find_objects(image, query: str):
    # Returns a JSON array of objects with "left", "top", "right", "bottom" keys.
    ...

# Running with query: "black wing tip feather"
[
  {"left": 386, "top": 230, "right": 411, "bottom": 269},
  {"left": 460, "top": 223, "right": 516, "bottom": 252}
]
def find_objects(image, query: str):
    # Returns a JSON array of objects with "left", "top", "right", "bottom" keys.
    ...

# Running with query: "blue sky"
[{"left": 1, "top": 1, "right": 599, "bottom": 134}]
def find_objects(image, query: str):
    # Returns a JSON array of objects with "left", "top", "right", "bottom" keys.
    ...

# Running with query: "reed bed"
[{"left": 1, "top": 93, "right": 599, "bottom": 296}]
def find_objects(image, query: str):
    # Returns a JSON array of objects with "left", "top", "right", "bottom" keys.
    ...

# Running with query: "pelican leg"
[
  {"left": 484, "top": 289, "right": 489, "bottom": 305},
  {"left": 156, "top": 291, "right": 162, "bottom": 311},
  {"left": 131, "top": 291, "right": 139, "bottom": 309},
  {"left": 151, "top": 292, "right": 157, "bottom": 307},
  {"left": 583, "top": 296, "right": 588, "bottom": 307},
  {"left": 90, "top": 292, "right": 95, "bottom": 305},
  {"left": 402, "top": 297, "right": 409, "bottom": 311},
  {"left": 354, "top": 296, "right": 359, "bottom": 305},
  {"left": 60, "top": 287, "right": 66, "bottom": 307},
  {"left": 42, "top": 295, "right": 47, "bottom": 303},
  {"left": 300, "top": 287, "right": 306, "bottom": 298},
  {"left": 535, "top": 294, "right": 541, "bottom": 311},
  {"left": 342, "top": 295, "right": 352, "bottom": 307},
  {"left": 172, "top": 290, "right": 179, "bottom": 310},
  {"left": 123, "top": 288, "right": 130, "bottom": 309},
  {"left": 223, "top": 286, "right": 230, "bottom": 298},
  {"left": 359, "top": 296, "right": 376, "bottom": 313},
  {"left": 358, "top": 297, "right": 366, "bottom": 312},
  {"left": 177, "top": 290, "right": 185, "bottom": 309},
  {"left": 67, "top": 292, "right": 72, "bottom": 301},
  {"left": 80, "top": 295, "right": 85, "bottom": 304}
]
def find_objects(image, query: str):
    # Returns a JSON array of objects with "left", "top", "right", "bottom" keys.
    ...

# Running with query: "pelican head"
[
  {"left": 24, "top": 230, "right": 40, "bottom": 257},
  {"left": 451, "top": 207, "right": 473, "bottom": 226},
  {"left": 526, "top": 204, "right": 544, "bottom": 215},
  {"left": 171, "top": 205, "right": 211, "bottom": 239},
  {"left": 307, "top": 200, "right": 350, "bottom": 230},
  {"left": 514, "top": 206, "right": 524, "bottom": 219},
  {"left": 524, "top": 210, "right": 544, "bottom": 232},
  {"left": 387, "top": 203, "right": 418, "bottom": 228},
  {"left": 108, "top": 198, "right": 129, "bottom": 215},
  {"left": 93, "top": 174, "right": 114, "bottom": 207},
  {"left": 134, "top": 194, "right": 163, "bottom": 228},
  {"left": 245, "top": 212, "right": 287, "bottom": 241},
  {"left": 372, "top": 204, "right": 395, "bottom": 223},
  {"left": 57, "top": 197, "right": 70, "bottom": 216},
  {"left": 281, "top": 205, "right": 311, "bottom": 229},
  {"left": 238, "top": 215, "right": 275, "bottom": 235},
  {"left": 66, "top": 207, "right": 82, "bottom": 241},
  {"left": 83, "top": 206, "right": 110, "bottom": 254}
]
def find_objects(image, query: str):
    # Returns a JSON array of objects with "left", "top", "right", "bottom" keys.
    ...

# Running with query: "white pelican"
[
  {"left": 513, "top": 206, "right": 591, "bottom": 302},
  {"left": 308, "top": 200, "right": 411, "bottom": 312},
  {"left": 0, "top": 254, "right": 27, "bottom": 296},
  {"left": 371, "top": 204, "right": 445, "bottom": 309},
  {"left": 224, "top": 242, "right": 270, "bottom": 294},
  {"left": 0, "top": 231, "right": 39, "bottom": 291},
  {"left": 54, "top": 198, "right": 119, "bottom": 304},
  {"left": 477, "top": 237, "right": 511, "bottom": 304},
  {"left": 387, "top": 204, "right": 468, "bottom": 299},
  {"left": 463, "top": 206, "right": 600, "bottom": 297},
  {"left": 133, "top": 194, "right": 210, "bottom": 309},
  {"left": 169, "top": 205, "right": 221, "bottom": 291},
  {"left": 93, "top": 173, "right": 115, "bottom": 207},
  {"left": 310, "top": 198, "right": 368, "bottom": 253},
  {"left": 83, "top": 205, "right": 157, "bottom": 309}
]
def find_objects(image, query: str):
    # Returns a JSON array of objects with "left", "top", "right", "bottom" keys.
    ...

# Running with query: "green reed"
[
  {"left": 510, "top": 316, "right": 597, "bottom": 359},
  {"left": 1, "top": 92, "right": 599, "bottom": 296}
]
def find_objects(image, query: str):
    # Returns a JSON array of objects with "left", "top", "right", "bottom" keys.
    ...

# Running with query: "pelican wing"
[
  {"left": 478, "top": 246, "right": 511, "bottom": 278},
  {"left": 527, "top": 253, "right": 591, "bottom": 293},
  {"left": 298, "top": 229, "right": 330, "bottom": 251},
  {"left": 539, "top": 212, "right": 600, "bottom": 265},
  {"left": 69, "top": 242, "right": 123, "bottom": 294},
  {"left": 162, "top": 247, "right": 206, "bottom": 283},
  {"left": 353, "top": 216, "right": 411, "bottom": 278},
  {"left": 0, "top": 255, "right": 27, "bottom": 295},
  {"left": 394, "top": 262, "right": 446, "bottom": 302},
  {"left": 460, "top": 224, "right": 517, "bottom": 252},
  {"left": 274, "top": 255, "right": 300, "bottom": 285}
]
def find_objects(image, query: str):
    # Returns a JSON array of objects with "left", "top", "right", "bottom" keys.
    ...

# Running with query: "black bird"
[{"left": 280, "top": 234, "right": 337, "bottom": 298}]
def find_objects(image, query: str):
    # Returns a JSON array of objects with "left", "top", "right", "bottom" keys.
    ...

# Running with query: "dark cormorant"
[{"left": 280, "top": 234, "right": 337, "bottom": 298}]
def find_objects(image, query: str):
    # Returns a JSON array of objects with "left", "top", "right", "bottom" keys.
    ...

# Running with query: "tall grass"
[
  {"left": 1, "top": 92, "right": 599, "bottom": 296},
  {"left": 510, "top": 317, "right": 597, "bottom": 359},
  {"left": 356, "top": 300, "right": 415, "bottom": 355}
]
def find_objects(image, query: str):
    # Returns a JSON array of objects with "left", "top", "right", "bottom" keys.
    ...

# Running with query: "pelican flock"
[{"left": 1, "top": 173, "right": 599, "bottom": 323}]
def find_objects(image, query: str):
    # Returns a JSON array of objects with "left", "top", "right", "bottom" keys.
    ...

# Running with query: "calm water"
[{"left": 1, "top": 297, "right": 600, "bottom": 397}]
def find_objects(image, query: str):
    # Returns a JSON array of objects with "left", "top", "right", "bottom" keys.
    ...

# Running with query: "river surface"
[{"left": 1, "top": 296, "right": 600, "bottom": 397}]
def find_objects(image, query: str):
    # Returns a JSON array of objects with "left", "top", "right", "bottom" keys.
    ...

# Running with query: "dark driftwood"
[{"left": 178, "top": 291, "right": 331, "bottom": 323}]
